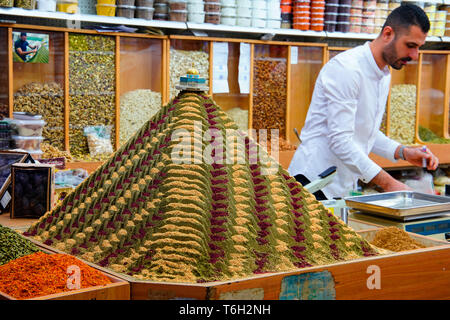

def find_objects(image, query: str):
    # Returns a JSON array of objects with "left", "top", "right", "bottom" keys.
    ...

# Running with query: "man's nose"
[{"left": 409, "top": 48, "right": 419, "bottom": 61}]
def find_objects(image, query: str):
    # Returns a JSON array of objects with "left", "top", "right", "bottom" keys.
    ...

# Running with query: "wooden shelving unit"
[{"left": 0, "top": 21, "right": 448, "bottom": 170}]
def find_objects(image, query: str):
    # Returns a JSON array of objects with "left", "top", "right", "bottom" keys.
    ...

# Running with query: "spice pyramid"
[{"left": 25, "top": 92, "right": 377, "bottom": 283}]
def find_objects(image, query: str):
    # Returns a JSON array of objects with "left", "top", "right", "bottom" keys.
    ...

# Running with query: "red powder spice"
[{"left": 0, "top": 252, "right": 112, "bottom": 299}]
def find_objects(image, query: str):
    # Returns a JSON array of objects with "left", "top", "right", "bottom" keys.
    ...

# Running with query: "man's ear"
[{"left": 381, "top": 26, "right": 395, "bottom": 42}]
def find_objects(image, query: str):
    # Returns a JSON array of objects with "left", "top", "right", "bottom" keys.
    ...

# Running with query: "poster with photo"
[{"left": 12, "top": 32, "right": 49, "bottom": 63}]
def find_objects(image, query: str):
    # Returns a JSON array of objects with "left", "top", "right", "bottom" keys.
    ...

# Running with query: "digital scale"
[
  {"left": 349, "top": 211, "right": 450, "bottom": 242},
  {"left": 345, "top": 192, "right": 450, "bottom": 242}
]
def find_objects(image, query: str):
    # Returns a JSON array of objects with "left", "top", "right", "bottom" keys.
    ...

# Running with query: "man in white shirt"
[{"left": 288, "top": 4, "right": 439, "bottom": 200}]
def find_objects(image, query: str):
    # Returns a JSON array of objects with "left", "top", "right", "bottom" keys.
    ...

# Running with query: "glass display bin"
[
  {"left": 12, "top": 29, "right": 65, "bottom": 152},
  {"left": 0, "top": 29, "right": 8, "bottom": 120},
  {"left": 68, "top": 33, "right": 116, "bottom": 161},
  {"left": 252, "top": 44, "right": 288, "bottom": 142},
  {"left": 388, "top": 59, "right": 419, "bottom": 146},
  {"left": 417, "top": 52, "right": 448, "bottom": 144},
  {"left": 211, "top": 41, "right": 251, "bottom": 133},
  {"left": 119, "top": 36, "right": 164, "bottom": 147},
  {"left": 169, "top": 38, "right": 210, "bottom": 100},
  {"left": 287, "top": 45, "right": 326, "bottom": 146}
]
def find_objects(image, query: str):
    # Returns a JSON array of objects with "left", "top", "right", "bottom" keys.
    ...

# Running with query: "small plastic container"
[
  {"left": 293, "top": 22, "right": 310, "bottom": 30},
  {"left": 37, "top": 0, "right": 56, "bottom": 11},
  {"left": 154, "top": 12, "right": 168, "bottom": 19},
  {"left": 338, "top": 4, "right": 350, "bottom": 14},
  {"left": 388, "top": 0, "right": 400, "bottom": 10},
  {"left": 281, "top": 20, "right": 292, "bottom": 28},
  {"left": 281, "top": 12, "right": 292, "bottom": 19},
  {"left": 117, "top": 0, "right": 135, "bottom": 5},
  {"left": 252, "top": 0, "right": 265, "bottom": 9},
  {"left": 169, "top": 9, "right": 187, "bottom": 20},
  {"left": 361, "top": 22, "right": 374, "bottom": 33},
  {"left": 169, "top": 0, "right": 186, "bottom": 10},
  {"left": 221, "top": 15, "right": 237, "bottom": 25},
  {"left": 311, "top": 22, "right": 324, "bottom": 31},
  {"left": 349, "top": 23, "right": 361, "bottom": 32},
  {"left": 15, "top": 0, "right": 36, "bottom": 9},
  {"left": 221, "top": 5, "right": 236, "bottom": 16},
  {"left": 0, "top": 0, "right": 13, "bottom": 7},
  {"left": 311, "top": 11, "right": 323, "bottom": 18},
  {"left": 237, "top": 0, "right": 250, "bottom": 7},
  {"left": 434, "top": 19, "right": 445, "bottom": 28},
  {"left": 337, "top": 12, "right": 350, "bottom": 21},
  {"left": 266, "top": 18, "right": 281, "bottom": 28},
  {"left": 12, "top": 136, "right": 44, "bottom": 150},
  {"left": 237, "top": 5, "right": 251, "bottom": 17},
  {"left": 56, "top": 0, "right": 77, "bottom": 12},
  {"left": 324, "top": 20, "right": 336, "bottom": 31},
  {"left": 252, "top": 8, "right": 267, "bottom": 19},
  {"left": 117, "top": 5, "right": 136, "bottom": 17},
  {"left": 136, "top": 0, "right": 153, "bottom": 6},
  {"left": 267, "top": 8, "right": 281, "bottom": 19},
  {"left": 293, "top": 16, "right": 310, "bottom": 23},
  {"left": 363, "top": 0, "right": 376, "bottom": 9},
  {"left": 136, "top": 6, "right": 155, "bottom": 19},
  {"left": 237, "top": 16, "right": 251, "bottom": 26},
  {"left": 221, "top": 0, "right": 235, "bottom": 5},
  {"left": 251, "top": 17, "right": 265, "bottom": 27},
  {"left": 281, "top": 4, "right": 292, "bottom": 13},
  {"left": 188, "top": 11, "right": 205, "bottom": 22},
  {"left": 351, "top": 14, "right": 363, "bottom": 23},
  {"left": 187, "top": 1, "right": 203, "bottom": 11},
  {"left": 324, "top": 11, "right": 337, "bottom": 21},
  {"left": 436, "top": 10, "right": 446, "bottom": 21},
  {"left": 10, "top": 119, "right": 45, "bottom": 137},
  {"left": 204, "top": 1, "right": 220, "bottom": 11},
  {"left": 374, "top": 8, "right": 387, "bottom": 17},
  {"left": 205, "top": 11, "right": 221, "bottom": 23},
  {"left": 351, "top": 0, "right": 362, "bottom": 6},
  {"left": 433, "top": 27, "right": 445, "bottom": 36},
  {"left": 376, "top": 1, "right": 387, "bottom": 10},
  {"left": 154, "top": 2, "right": 168, "bottom": 12},
  {"left": 325, "top": 3, "right": 338, "bottom": 13},
  {"left": 96, "top": 3, "right": 116, "bottom": 15},
  {"left": 336, "top": 20, "right": 350, "bottom": 32}
]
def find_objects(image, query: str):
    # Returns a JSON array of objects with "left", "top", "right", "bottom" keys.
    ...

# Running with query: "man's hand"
[
  {"left": 370, "top": 169, "right": 412, "bottom": 192},
  {"left": 404, "top": 146, "right": 439, "bottom": 170}
]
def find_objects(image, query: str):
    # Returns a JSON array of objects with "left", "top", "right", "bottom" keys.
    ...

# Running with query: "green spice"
[
  {"left": 0, "top": 225, "right": 40, "bottom": 266},
  {"left": 419, "top": 125, "right": 450, "bottom": 144}
]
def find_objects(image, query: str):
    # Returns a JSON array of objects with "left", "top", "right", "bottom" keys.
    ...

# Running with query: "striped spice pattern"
[{"left": 25, "top": 92, "right": 377, "bottom": 283}]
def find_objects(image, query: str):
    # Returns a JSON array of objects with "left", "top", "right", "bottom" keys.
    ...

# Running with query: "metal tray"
[{"left": 344, "top": 191, "right": 450, "bottom": 220}]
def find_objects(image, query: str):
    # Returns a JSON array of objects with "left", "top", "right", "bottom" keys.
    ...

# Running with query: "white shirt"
[{"left": 288, "top": 42, "right": 400, "bottom": 199}]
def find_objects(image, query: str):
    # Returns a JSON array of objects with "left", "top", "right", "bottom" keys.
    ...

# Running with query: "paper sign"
[
  {"left": 212, "top": 42, "right": 229, "bottom": 94},
  {"left": 291, "top": 47, "right": 298, "bottom": 65},
  {"left": 238, "top": 43, "right": 251, "bottom": 94}
]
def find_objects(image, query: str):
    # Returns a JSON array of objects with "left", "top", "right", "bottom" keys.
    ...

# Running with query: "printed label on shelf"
[
  {"left": 1, "top": 191, "right": 11, "bottom": 208},
  {"left": 291, "top": 46, "right": 298, "bottom": 65},
  {"left": 238, "top": 42, "right": 251, "bottom": 94},
  {"left": 213, "top": 42, "right": 229, "bottom": 94}
]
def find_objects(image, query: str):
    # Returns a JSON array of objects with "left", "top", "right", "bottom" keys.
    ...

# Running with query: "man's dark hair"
[
  {"left": 382, "top": 3, "right": 430, "bottom": 35},
  {"left": 20, "top": 32, "right": 27, "bottom": 37}
]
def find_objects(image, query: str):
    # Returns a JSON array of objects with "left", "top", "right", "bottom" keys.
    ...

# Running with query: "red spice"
[{"left": 0, "top": 252, "right": 111, "bottom": 300}]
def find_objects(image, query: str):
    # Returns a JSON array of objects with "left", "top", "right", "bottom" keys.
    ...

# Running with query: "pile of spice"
[
  {"left": 370, "top": 227, "right": 426, "bottom": 252},
  {"left": 0, "top": 252, "right": 112, "bottom": 299},
  {"left": 25, "top": 91, "right": 378, "bottom": 283},
  {"left": 0, "top": 225, "right": 40, "bottom": 266}
]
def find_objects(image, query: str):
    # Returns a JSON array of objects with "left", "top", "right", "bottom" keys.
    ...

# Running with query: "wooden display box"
[
  {"left": 0, "top": 242, "right": 130, "bottom": 300},
  {"left": 27, "top": 230, "right": 449, "bottom": 300}
]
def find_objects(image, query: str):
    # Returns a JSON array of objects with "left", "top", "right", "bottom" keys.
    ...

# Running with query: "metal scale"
[{"left": 345, "top": 192, "right": 450, "bottom": 242}]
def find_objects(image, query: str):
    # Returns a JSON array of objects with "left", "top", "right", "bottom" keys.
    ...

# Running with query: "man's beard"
[{"left": 382, "top": 40, "right": 411, "bottom": 70}]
